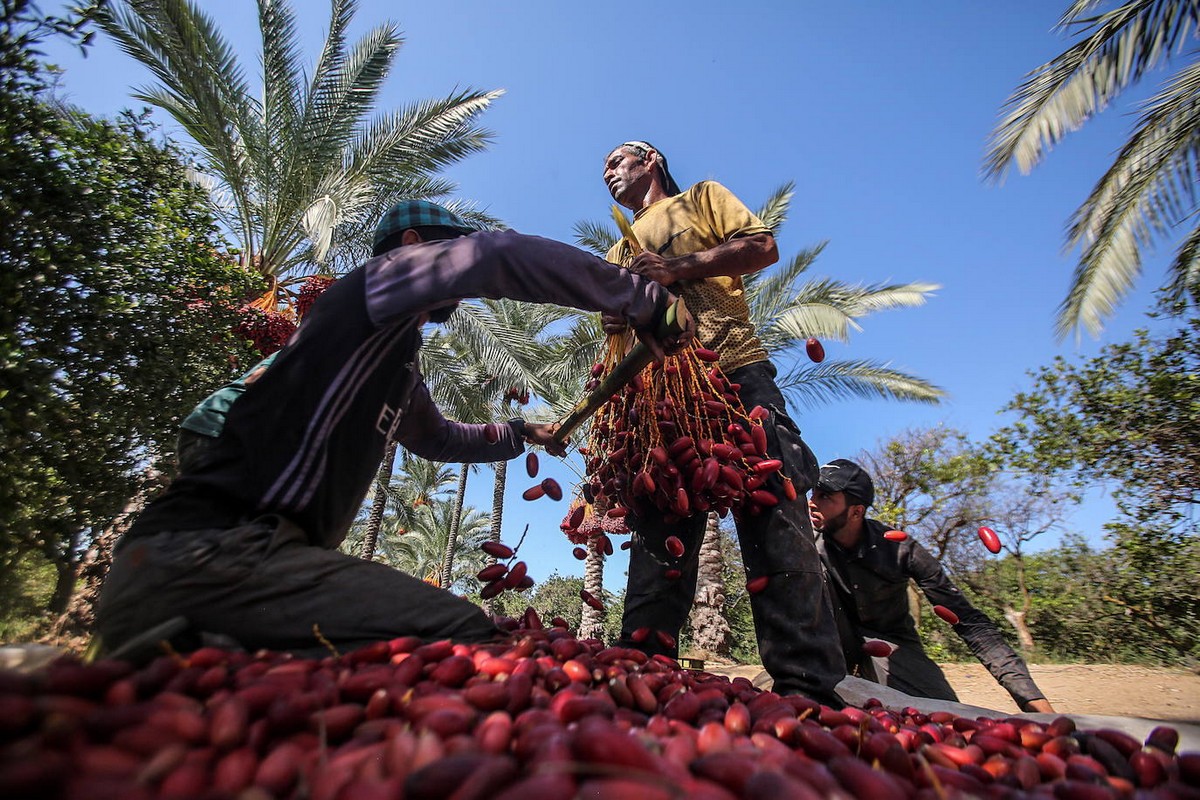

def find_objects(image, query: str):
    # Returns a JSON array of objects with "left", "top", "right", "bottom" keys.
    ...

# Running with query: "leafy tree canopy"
[{"left": 0, "top": 7, "right": 260, "bottom": 586}]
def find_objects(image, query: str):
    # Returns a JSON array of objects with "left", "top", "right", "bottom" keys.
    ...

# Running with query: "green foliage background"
[{"left": 0, "top": 8, "right": 261, "bottom": 628}]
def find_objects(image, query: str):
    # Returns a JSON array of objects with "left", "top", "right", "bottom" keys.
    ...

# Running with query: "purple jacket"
[{"left": 132, "top": 230, "right": 673, "bottom": 547}]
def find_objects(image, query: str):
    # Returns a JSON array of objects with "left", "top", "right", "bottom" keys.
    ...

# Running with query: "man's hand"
[
  {"left": 627, "top": 251, "right": 677, "bottom": 286},
  {"left": 522, "top": 422, "right": 567, "bottom": 457},
  {"left": 633, "top": 300, "right": 695, "bottom": 361},
  {"left": 1022, "top": 698, "right": 1055, "bottom": 714}
]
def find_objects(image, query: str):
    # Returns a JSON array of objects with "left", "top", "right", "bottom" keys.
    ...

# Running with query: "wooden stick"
[{"left": 553, "top": 297, "right": 689, "bottom": 444}]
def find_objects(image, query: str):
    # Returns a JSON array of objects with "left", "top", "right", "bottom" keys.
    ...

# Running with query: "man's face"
[
  {"left": 809, "top": 488, "right": 851, "bottom": 534},
  {"left": 603, "top": 146, "right": 656, "bottom": 210}
]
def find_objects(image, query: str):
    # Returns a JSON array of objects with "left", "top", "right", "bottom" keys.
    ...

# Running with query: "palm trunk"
[
  {"left": 689, "top": 512, "right": 733, "bottom": 658},
  {"left": 579, "top": 542, "right": 606, "bottom": 641},
  {"left": 481, "top": 460, "right": 507, "bottom": 616},
  {"left": 361, "top": 442, "right": 399, "bottom": 561},
  {"left": 439, "top": 467, "right": 469, "bottom": 589}
]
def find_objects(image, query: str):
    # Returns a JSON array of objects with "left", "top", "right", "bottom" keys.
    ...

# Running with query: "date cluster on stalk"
[
  {"left": 573, "top": 345, "right": 796, "bottom": 531},
  {"left": 1, "top": 613, "right": 1196, "bottom": 800}
]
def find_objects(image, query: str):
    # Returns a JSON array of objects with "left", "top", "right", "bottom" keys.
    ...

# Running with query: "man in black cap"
[
  {"left": 810, "top": 458, "right": 1055, "bottom": 713},
  {"left": 600, "top": 141, "right": 846, "bottom": 704},
  {"left": 97, "top": 200, "right": 693, "bottom": 660}
]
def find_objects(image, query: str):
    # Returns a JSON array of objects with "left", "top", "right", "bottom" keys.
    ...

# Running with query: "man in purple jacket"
[{"left": 97, "top": 200, "right": 690, "bottom": 659}]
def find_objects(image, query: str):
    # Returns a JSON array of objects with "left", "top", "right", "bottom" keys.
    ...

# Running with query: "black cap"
[{"left": 816, "top": 459, "right": 875, "bottom": 507}]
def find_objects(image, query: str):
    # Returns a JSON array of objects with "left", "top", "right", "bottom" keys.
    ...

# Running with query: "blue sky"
[{"left": 43, "top": 2, "right": 1180, "bottom": 591}]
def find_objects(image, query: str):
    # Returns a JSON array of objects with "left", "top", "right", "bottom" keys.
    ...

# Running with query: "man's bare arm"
[{"left": 627, "top": 232, "right": 778, "bottom": 286}]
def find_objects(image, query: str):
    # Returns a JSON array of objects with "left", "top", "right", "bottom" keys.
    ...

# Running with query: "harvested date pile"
[
  {"left": 2, "top": 617, "right": 1196, "bottom": 800},
  {"left": 566, "top": 344, "right": 794, "bottom": 540}
]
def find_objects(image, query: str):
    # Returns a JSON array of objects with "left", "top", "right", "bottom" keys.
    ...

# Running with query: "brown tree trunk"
[
  {"left": 51, "top": 491, "right": 147, "bottom": 645},
  {"left": 689, "top": 513, "right": 732, "bottom": 658},
  {"left": 1005, "top": 553, "right": 1037, "bottom": 653},
  {"left": 47, "top": 530, "right": 82, "bottom": 617},
  {"left": 481, "top": 460, "right": 506, "bottom": 617},
  {"left": 361, "top": 441, "right": 399, "bottom": 561},
  {"left": 1003, "top": 606, "right": 1036, "bottom": 653},
  {"left": 579, "top": 543, "right": 605, "bottom": 641}
]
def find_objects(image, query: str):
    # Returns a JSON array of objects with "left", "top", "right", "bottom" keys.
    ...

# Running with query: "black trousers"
[
  {"left": 97, "top": 516, "right": 499, "bottom": 657},
  {"left": 617, "top": 361, "right": 846, "bottom": 699}
]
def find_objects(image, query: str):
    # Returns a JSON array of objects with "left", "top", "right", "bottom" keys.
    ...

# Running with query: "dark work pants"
[
  {"left": 97, "top": 516, "right": 499, "bottom": 657},
  {"left": 617, "top": 361, "right": 846, "bottom": 700},
  {"left": 828, "top": 594, "right": 960, "bottom": 703}
]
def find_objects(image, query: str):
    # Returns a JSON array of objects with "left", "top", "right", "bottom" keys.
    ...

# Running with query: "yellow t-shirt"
[{"left": 605, "top": 180, "right": 770, "bottom": 372}]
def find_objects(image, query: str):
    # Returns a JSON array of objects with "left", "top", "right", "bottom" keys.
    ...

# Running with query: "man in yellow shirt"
[{"left": 601, "top": 141, "right": 845, "bottom": 703}]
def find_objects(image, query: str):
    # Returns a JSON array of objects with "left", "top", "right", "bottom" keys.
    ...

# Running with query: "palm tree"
[
  {"left": 420, "top": 298, "right": 582, "bottom": 588},
  {"left": 574, "top": 182, "right": 944, "bottom": 656},
  {"left": 345, "top": 452, "right": 455, "bottom": 560},
  {"left": 98, "top": 0, "right": 502, "bottom": 295},
  {"left": 579, "top": 543, "right": 606, "bottom": 641},
  {"left": 984, "top": 1, "right": 1200, "bottom": 338},
  {"left": 360, "top": 442, "right": 398, "bottom": 561},
  {"left": 385, "top": 498, "right": 490, "bottom": 591}
]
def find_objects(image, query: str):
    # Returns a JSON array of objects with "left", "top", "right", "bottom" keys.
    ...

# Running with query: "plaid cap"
[
  {"left": 817, "top": 459, "right": 875, "bottom": 507},
  {"left": 372, "top": 200, "right": 474, "bottom": 251}
]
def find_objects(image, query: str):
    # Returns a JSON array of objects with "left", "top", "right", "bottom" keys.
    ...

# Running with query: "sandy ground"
[{"left": 705, "top": 662, "right": 1200, "bottom": 723}]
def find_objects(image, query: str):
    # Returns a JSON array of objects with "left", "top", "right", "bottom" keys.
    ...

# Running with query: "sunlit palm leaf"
[
  {"left": 774, "top": 359, "right": 945, "bottom": 409},
  {"left": 1059, "top": 56, "right": 1200, "bottom": 336},
  {"left": 754, "top": 181, "right": 795, "bottom": 234},
  {"left": 984, "top": 0, "right": 1197, "bottom": 180},
  {"left": 984, "top": 0, "right": 1200, "bottom": 336},
  {"left": 574, "top": 220, "right": 620, "bottom": 258},
  {"left": 100, "top": 0, "right": 501, "bottom": 279}
]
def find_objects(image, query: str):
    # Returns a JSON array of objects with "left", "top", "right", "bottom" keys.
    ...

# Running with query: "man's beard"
[
  {"left": 816, "top": 507, "right": 850, "bottom": 536},
  {"left": 427, "top": 304, "right": 457, "bottom": 324}
]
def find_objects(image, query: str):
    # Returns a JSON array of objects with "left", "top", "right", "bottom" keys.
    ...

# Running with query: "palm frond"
[
  {"left": 754, "top": 181, "right": 795, "bottom": 234},
  {"left": 1165, "top": 211, "right": 1200, "bottom": 304},
  {"left": 774, "top": 359, "right": 946, "bottom": 409},
  {"left": 758, "top": 278, "right": 939, "bottom": 348},
  {"left": 984, "top": 0, "right": 1198, "bottom": 180},
  {"left": 258, "top": 0, "right": 302, "bottom": 165},
  {"left": 1057, "top": 55, "right": 1200, "bottom": 337},
  {"left": 101, "top": 1, "right": 262, "bottom": 249},
  {"left": 99, "top": 0, "right": 503, "bottom": 280},
  {"left": 574, "top": 220, "right": 620, "bottom": 257},
  {"left": 351, "top": 89, "right": 503, "bottom": 181},
  {"left": 745, "top": 244, "right": 825, "bottom": 322}
]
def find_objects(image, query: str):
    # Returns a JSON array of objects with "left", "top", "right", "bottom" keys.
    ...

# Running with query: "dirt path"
[{"left": 705, "top": 662, "right": 1200, "bottom": 723}]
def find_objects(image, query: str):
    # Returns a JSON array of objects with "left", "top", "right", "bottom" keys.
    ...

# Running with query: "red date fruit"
[
  {"left": 933, "top": 605, "right": 960, "bottom": 625},
  {"left": 862, "top": 639, "right": 894, "bottom": 658},
  {"left": 477, "top": 564, "right": 508, "bottom": 582},
  {"left": 805, "top": 337, "right": 825, "bottom": 363},
  {"left": 746, "top": 576, "right": 769, "bottom": 594},
  {"left": 580, "top": 589, "right": 605, "bottom": 612},
  {"left": 978, "top": 526, "right": 1002, "bottom": 554},
  {"left": 665, "top": 535, "right": 685, "bottom": 558},
  {"left": 480, "top": 541, "right": 514, "bottom": 559},
  {"left": 521, "top": 484, "right": 545, "bottom": 501},
  {"left": 526, "top": 452, "right": 539, "bottom": 478},
  {"left": 541, "top": 478, "right": 563, "bottom": 501},
  {"left": 883, "top": 529, "right": 908, "bottom": 542}
]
